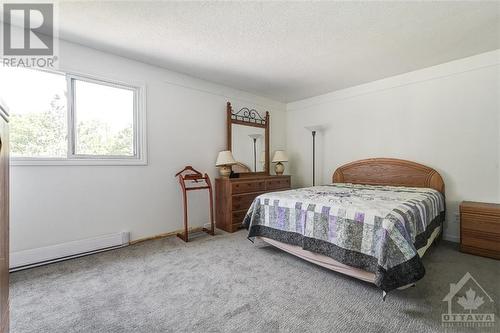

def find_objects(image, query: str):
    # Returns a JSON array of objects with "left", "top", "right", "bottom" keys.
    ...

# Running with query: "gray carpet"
[{"left": 10, "top": 230, "right": 500, "bottom": 333}]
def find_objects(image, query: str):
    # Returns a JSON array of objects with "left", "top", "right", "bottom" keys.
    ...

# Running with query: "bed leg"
[{"left": 382, "top": 291, "right": 387, "bottom": 301}]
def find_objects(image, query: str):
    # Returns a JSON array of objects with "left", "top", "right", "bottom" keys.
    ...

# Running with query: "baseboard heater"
[{"left": 10, "top": 232, "right": 130, "bottom": 272}]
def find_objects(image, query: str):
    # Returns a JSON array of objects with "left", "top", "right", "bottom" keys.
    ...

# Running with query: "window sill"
[{"left": 11, "top": 157, "right": 148, "bottom": 166}]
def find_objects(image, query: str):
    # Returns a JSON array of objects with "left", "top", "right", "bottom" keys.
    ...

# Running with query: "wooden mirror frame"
[{"left": 227, "top": 102, "right": 270, "bottom": 176}]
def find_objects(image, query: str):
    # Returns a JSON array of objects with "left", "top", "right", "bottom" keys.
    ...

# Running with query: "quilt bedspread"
[{"left": 243, "top": 183, "right": 445, "bottom": 291}]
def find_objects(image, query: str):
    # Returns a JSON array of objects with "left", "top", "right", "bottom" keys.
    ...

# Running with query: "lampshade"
[
  {"left": 272, "top": 150, "right": 288, "bottom": 163},
  {"left": 248, "top": 134, "right": 262, "bottom": 140},
  {"left": 305, "top": 125, "right": 324, "bottom": 132},
  {"left": 215, "top": 150, "right": 237, "bottom": 166}
]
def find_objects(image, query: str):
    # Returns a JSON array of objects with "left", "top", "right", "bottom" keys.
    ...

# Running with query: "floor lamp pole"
[
  {"left": 312, "top": 130, "right": 316, "bottom": 186},
  {"left": 253, "top": 138, "right": 257, "bottom": 172}
]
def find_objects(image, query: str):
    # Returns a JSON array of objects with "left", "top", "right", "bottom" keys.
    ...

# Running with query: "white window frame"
[{"left": 11, "top": 69, "right": 147, "bottom": 166}]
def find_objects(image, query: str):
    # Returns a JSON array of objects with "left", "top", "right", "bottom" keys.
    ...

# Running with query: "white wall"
[
  {"left": 11, "top": 41, "right": 499, "bottom": 252},
  {"left": 286, "top": 50, "right": 500, "bottom": 242},
  {"left": 10, "top": 40, "right": 286, "bottom": 252}
]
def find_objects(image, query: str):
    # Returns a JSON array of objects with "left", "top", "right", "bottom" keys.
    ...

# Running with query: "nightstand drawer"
[
  {"left": 462, "top": 230, "right": 500, "bottom": 252},
  {"left": 460, "top": 201, "right": 500, "bottom": 259},
  {"left": 231, "top": 181, "right": 265, "bottom": 194},
  {"left": 266, "top": 178, "right": 290, "bottom": 190},
  {"left": 461, "top": 201, "right": 500, "bottom": 216},
  {"left": 461, "top": 213, "right": 500, "bottom": 234}
]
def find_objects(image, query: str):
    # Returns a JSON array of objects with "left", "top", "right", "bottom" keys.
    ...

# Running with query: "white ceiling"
[{"left": 44, "top": 2, "right": 500, "bottom": 101}]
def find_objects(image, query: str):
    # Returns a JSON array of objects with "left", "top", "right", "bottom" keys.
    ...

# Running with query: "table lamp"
[
  {"left": 272, "top": 150, "right": 288, "bottom": 175},
  {"left": 215, "top": 150, "right": 237, "bottom": 178}
]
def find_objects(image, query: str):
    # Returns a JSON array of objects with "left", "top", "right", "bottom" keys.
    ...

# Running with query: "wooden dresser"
[
  {"left": 460, "top": 201, "right": 500, "bottom": 260},
  {"left": 215, "top": 175, "right": 291, "bottom": 233}
]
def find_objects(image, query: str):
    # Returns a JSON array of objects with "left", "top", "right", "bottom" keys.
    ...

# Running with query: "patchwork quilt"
[{"left": 243, "top": 183, "right": 445, "bottom": 292}]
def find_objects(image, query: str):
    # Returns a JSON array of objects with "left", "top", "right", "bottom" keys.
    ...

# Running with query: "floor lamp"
[
  {"left": 248, "top": 134, "right": 262, "bottom": 172},
  {"left": 305, "top": 126, "right": 323, "bottom": 186}
]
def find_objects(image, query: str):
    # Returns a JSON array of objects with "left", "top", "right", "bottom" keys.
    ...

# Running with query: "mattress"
[{"left": 243, "top": 183, "right": 445, "bottom": 292}]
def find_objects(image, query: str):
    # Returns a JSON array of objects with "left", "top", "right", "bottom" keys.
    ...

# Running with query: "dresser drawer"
[
  {"left": 216, "top": 175, "right": 292, "bottom": 233},
  {"left": 230, "top": 222, "right": 245, "bottom": 232},
  {"left": 266, "top": 178, "right": 290, "bottom": 190},
  {"left": 232, "top": 192, "right": 264, "bottom": 211},
  {"left": 232, "top": 210, "right": 248, "bottom": 224},
  {"left": 231, "top": 181, "right": 265, "bottom": 194},
  {"left": 462, "top": 230, "right": 500, "bottom": 252},
  {"left": 461, "top": 213, "right": 500, "bottom": 234}
]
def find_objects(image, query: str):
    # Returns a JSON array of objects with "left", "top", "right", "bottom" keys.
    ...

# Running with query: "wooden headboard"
[{"left": 332, "top": 158, "right": 445, "bottom": 194}]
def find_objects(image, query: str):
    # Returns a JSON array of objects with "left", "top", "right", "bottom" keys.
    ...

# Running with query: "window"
[
  {"left": 0, "top": 67, "right": 146, "bottom": 165},
  {"left": 0, "top": 67, "right": 67, "bottom": 158},
  {"left": 72, "top": 78, "right": 135, "bottom": 157}
]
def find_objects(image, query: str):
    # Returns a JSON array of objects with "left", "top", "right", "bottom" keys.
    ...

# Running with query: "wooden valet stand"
[{"left": 175, "top": 166, "right": 215, "bottom": 242}]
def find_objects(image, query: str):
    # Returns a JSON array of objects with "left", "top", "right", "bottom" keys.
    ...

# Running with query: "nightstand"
[{"left": 460, "top": 201, "right": 500, "bottom": 259}]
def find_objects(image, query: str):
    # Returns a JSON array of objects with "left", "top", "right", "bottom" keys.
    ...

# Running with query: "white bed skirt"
[{"left": 257, "top": 225, "right": 441, "bottom": 286}]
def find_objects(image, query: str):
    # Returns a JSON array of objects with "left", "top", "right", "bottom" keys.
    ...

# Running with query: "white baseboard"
[
  {"left": 443, "top": 233, "right": 460, "bottom": 243},
  {"left": 10, "top": 232, "right": 130, "bottom": 270}
]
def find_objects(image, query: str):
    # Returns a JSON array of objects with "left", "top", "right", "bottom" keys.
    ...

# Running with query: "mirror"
[
  {"left": 227, "top": 102, "right": 269, "bottom": 176},
  {"left": 231, "top": 125, "right": 265, "bottom": 172}
]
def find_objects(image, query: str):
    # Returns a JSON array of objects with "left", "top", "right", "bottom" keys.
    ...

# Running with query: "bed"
[{"left": 243, "top": 158, "right": 445, "bottom": 298}]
